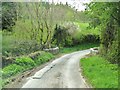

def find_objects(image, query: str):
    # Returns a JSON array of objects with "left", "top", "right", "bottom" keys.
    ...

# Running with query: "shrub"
[
  {"left": 34, "top": 52, "right": 54, "bottom": 65},
  {"left": 107, "top": 40, "right": 118, "bottom": 64},
  {"left": 83, "top": 34, "right": 100, "bottom": 43},
  {"left": 2, "top": 32, "right": 40, "bottom": 57},
  {"left": 64, "top": 35, "right": 73, "bottom": 47},
  {"left": 72, "top": 34, "right": 100, "bottom": 45},
  {"left": 2, "top": 52, "right": 54, "bottom": 84},
  {"left": 2, "top": 64, "right": 24, "bottom": 79},
  {"left": 52, "top": 24, "right": 74, "bottom": 47},
  {"left": 100, "top": 39, "right": 118, "bottom": 64},
  {"left": 15, "top": 57, "right": 36, "bottom": 69}
]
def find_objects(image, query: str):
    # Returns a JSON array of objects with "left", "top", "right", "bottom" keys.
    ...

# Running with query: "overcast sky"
[
  {"left": 44, "top": 0, "right": 91, "bottom": 11},
  {"left": 3, "top": 0, "right": 91, "bottom": 11}
]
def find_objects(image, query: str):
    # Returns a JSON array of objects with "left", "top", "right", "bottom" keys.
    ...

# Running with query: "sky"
[
  {"left": 43, "top": 0, "right": 91, "bottom": 11},
  {"left": 2, "top": 0, "right": 91, "bottom": 11}
]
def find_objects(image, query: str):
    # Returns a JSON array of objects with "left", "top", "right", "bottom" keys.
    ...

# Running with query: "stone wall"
[
  {"left": 90, "top": 47, "right": 99, "bottom": 55},
  {"left": 43, "top": 47, "right": 59, "bottom": 54},
  {"left": 2, "top": 51, "right": 43, "bottom": 68}
]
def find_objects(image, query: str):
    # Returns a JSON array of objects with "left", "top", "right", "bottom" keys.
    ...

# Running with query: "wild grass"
[
  {"left": 80, "top": 55, "right": 118, "bottom": 88},
  {"left": 60, "top": 43, "right": 99, "bottom": 54}
]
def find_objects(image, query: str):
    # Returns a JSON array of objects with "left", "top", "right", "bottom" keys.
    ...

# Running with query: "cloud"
[
  {"left": 45, "top": 0, "right": 91, "bottom": 11},
  {"left": 2, "top": 0, "right": 91, "bottom": 11}
]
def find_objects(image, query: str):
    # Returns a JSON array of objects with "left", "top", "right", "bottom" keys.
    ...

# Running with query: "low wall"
[
  {"left": 90, "top": 47, "right": 99, "bottom": 55},
  {"left": 2, "top": 51, "right": 43, "bottom": 68},
  {"left": 43, "top": 47, "right": 59, "bottom": 54}
]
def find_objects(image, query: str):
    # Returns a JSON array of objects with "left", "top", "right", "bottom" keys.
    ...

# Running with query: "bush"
[
  {"left": 2, "top": 31, "right": 40, "bottom": 57},
  {"left": 34, "top": 52, "right": 54, "bottom": 65},
  {"left": 107, "top": 40, "right": 118, "bottom": 64},
  {"left": 72, "top": 34, "right": 100, "bottom": 45},
  {"left": 100, "top": 20, "right": 119, "bottom": 64},
  {"left": 2, "top": 51, "right": 54, "bottom": 85},
  {"left": 83, "top": 34, "right": 100, "bottom": 43},
  {"left": 15, "top": 57, "right": 36, "bottom": 69},
  {"left": 2, "top": 64, "right": 24, "bottom": 79},
  {"left": 64, "top": 35, "right": 73, "bottom": 47},
  {"left": 100, "top": 39, "right": 118, "bottom": 64}
]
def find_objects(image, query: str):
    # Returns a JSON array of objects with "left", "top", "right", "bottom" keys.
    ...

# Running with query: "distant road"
[{"left": 22, "top": 49, "right": 91, "bottom": 88}]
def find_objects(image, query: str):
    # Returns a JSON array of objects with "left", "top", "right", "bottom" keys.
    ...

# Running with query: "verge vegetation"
[
  {"left": 2, "top": 52, "right": 54, "bottom": 86},
  {"left": 60, "top": 43, "right": 99, "bottom": 54},
  {"left": 80, "top": 55, "right": 118, "bottom": 88}
]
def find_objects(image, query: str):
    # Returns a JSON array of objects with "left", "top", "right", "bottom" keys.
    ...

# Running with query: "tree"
[
  {"left": 2, "top": 2, "right": 17, "bottom": 31},
  {"left": 52, "top": 24, "right": 73, "bottom": 47},
  {"left": 86, "top": 2, "right": 120, "bottom": 63}
]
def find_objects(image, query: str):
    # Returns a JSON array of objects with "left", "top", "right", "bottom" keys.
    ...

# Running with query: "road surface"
[{"left": 22, "top": 49, "right": 91, "bottom": 88}]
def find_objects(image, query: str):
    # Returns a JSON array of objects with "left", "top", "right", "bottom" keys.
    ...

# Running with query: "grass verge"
[
  {"left": 80, "top": 55, "right": 118, "bottom": 88},
  {"left": 60, "top": 43, "right": 99, "bottom": 54}
]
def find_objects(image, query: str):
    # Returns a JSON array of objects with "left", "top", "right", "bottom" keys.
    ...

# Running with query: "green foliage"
[
  {"left": 99, "top": 20, "right": 119, "bottom": 64},
  {"left": 86, "top": 2, "right": 120, "bottom": 64},
  {"left": 15, "top": 57, "right": 36, "bottom": 69},
  {"left": 2, "top": 51, "right": 54, "bottom": 87},
  {"left": 106, "top": 40, "right": 118, "bottom": 64},
  {"left": 0, "top": 69, "right": 2, "bottom": 89},
  {"left": 0, "top": 31, "right": 2, "bottom": 53},
  {"left": 72, "top": 22, "right": 100, "bottom": 45},
  {"left": 80, "top": 56, "right": 118, "bottom": 88},
  {"left": 52, "top": 22, "right": 100, "bottom": 47},
  {"left": 60, "top": 43, "right": 99, "bottom": 54},
  {"left": 2, "top": 2, "right": 17, "bottom": 31},
  {"left": 52, "top": 24, "right": 72, "bottom": 47},
  {"left": 2, "top": 33, "right": 17, "bottom": 56},
  {"left": 3, "top": 2, "right": 80, "bottom": 56},
  {"left": 35, "top": 52, "right": 54, "bottom": 65},
  {"left": 2, "top": 51, "right": 54, "bottom": 79},
  {"left": 2, "top": 31, "right": 40, "bottom": 56},
  {"left": 2, "top": 2, "right": 100, "bottom": 57},
  {"left": 83, "top": 34, "right": 100, "bottom": 43},
  {"left": 76, "top": 22, "right": 89, "bottom": 30},
  {"left": 64, "top": 35, "right": 73, "bottom": 47},
  {"left": 74, "top": 22, "right": 100, "bottom": 35},
  {"left": 2, "top": 64, "right": 24, "bottom": 79}
]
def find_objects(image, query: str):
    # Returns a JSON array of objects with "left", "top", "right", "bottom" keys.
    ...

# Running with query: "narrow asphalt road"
[{"left": 22, "top": 49, "right": 91, "bottom": 88}]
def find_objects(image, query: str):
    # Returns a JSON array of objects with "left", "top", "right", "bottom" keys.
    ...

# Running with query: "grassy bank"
[
  {"left": 2, "top": 51, "right": 54, "bottom": 86},
  {"left": 80, "top": 55, "right": 118, "bottom": 88},
  {"left": 60, "top": 43, "right": 99, "bottom": 54}
]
